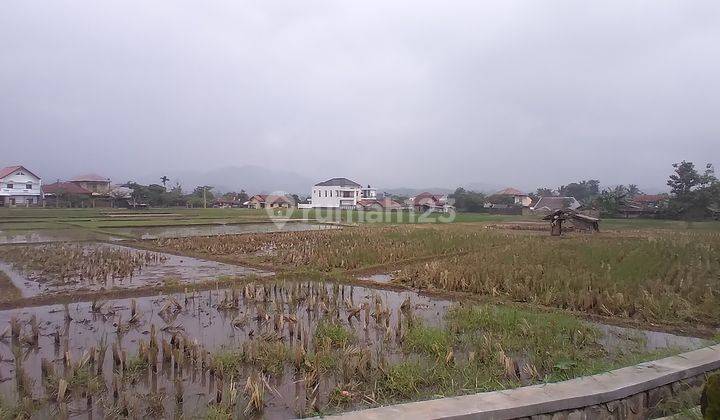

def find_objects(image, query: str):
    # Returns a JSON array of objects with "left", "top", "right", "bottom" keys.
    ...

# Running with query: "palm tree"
[
  {"left": 160, "top": 176, "right": 169, "bottom": 187},
  {"left": 626, "top": 184, "right": 643, "bottom": 198}
]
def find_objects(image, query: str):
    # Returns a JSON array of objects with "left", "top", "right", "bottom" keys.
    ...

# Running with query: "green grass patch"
[{"left": 315, "top": 321, "right": 355, "bottom": 347}]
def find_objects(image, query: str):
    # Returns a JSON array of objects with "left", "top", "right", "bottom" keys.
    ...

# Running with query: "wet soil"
[
  {"left": 0, "top": 278, "right": 710, "bottom": 419},
  {"left": 0, "top": 243, "right": 270, "bottom": 298},
  {"left": 104, "top": 222, "right": 339, "bottom": 240}
]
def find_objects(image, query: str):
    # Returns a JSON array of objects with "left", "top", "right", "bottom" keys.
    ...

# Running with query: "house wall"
[
  {"left": 311, "top": 185, "right": 360, "bottom": 208},
  {"left": 0, "top": 170, "right": 42, "bottom": 206},
  {"left": 72, "top": 181, "right": 110, "bottom": 194},
  {"left": 515, "top": 195, "right": 532, "bottom": 207}
]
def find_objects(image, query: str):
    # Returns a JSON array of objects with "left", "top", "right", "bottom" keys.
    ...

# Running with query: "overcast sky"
[{"left": 1, "top": 1, "right": 719, "bottom": 191}]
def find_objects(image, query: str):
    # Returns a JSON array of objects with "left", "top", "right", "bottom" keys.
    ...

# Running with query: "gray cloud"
[{"left": 1, "top": 0, "right": 718, "bottom": 192}]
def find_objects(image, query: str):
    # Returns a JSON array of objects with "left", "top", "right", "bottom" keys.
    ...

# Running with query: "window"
[
  {"left": 26, "top": 183, "right": 32, "bottom": 189},
  {"left": 6, "top": 183, "right": 12, "bottom": 189}
]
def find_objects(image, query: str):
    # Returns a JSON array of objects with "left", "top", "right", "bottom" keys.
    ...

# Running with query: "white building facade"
[
  {"left": 310, "top": 178, "right": 376, "bottom": 209},
  {"left": 0, "top": 165, "right": 42, "bottom": 207}
]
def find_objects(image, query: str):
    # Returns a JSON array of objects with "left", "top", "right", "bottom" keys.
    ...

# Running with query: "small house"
[
  {"left": 492, "top": 188, "right": 532, "bottom": 207},
  {"left": 356, "top": 197, "right": 403, "bottom": 211},
  {"left": 246, "top": 194, "right": 294, "bottom": 209},
  {"left": 42, "top": 182, "right": 93, "bottom": 207},
  {"left": 0, "top": 165, "right": 42, "bottom": 207},
  {"left": 411, "top": 192, "right": 451, "bottom": 213},
  {"left": 70, "top": 174, "right": 112, "bottom": 194}
]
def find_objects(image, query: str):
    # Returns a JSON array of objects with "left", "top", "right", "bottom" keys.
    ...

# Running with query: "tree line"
[{"left": 450, "top": 161, "right": 719, "bottom": 219}]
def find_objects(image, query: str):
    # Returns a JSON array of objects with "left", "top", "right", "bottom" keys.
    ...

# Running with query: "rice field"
[
  {"left": 0, "top": 208, "right": 718, "bottom": 417},
  {"left": 151, "top": 225, "right": 720, "bottom": 327},
  {"left": 0, "top": 280, "right": 704, "bottom": 418},
  {"left": 0, "top": 243, "right": 269, "bottom": 297},
  {"left": 152, "top": 225, "right": 492, "bottom": 271},
  {"left": 393, "top": 231, "right": 720, "bottom": 326}
]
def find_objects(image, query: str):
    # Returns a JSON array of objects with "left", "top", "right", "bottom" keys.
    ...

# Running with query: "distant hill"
[{"left": 139, "top": 165, "right": 314, "bottom": 195}]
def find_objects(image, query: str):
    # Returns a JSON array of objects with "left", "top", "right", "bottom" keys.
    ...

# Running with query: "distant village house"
[
  {"left": 69, "top": 174, "right": 111, "bottom": 194},
  {"left": 410, "top": 192, "right": 452, "bottom": 213},
  {"left": 246, "top": 194, "right": 294, "bottom": 209},
  {"left": 356, "top": 197, "right": 403, "bottom": 211},
  {"left": 0, "top": 165, "right": 42, "bottom": 207},
  {"left": 492, "top": 188, "right": 532, "bottom": 207}
]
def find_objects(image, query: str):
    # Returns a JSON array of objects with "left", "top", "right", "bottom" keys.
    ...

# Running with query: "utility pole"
[{"left": 203, "top": 187, "right": 207, "bottom": 208}]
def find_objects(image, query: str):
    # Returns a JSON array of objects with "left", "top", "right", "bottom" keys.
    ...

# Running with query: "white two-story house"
[
  {"left": 0, "top": 165, "right": 43, "bottom": 207},
  {"left": 310, "top": 178, "right": 376, "bottom": 209}
]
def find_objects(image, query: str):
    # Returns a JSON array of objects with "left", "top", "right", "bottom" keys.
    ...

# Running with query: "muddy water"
[
  {"left": 0, "top": 280, "right": 451, "bottom": 419},
  {"left": 357, "top": 273, "right": 395, "bottom": 284},
  {"left": 0, "top": 229, "right": 118, "bottom": 244},
  {"left": 104, "top": 222, "right": 339, "bottom": 240},
  {"left": 0, "top": 278, "right": 710, "bottom": 418},
  {"left": 595, "top": 323, "right": 712, "bottom": 352},
  {"left": 0, "top": 243, "right": 270, "bottom": 297}
]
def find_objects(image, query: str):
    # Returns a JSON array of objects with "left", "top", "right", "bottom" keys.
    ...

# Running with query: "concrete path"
[{"left": 327, "top": 345, "right": 720, "bottom": 420}]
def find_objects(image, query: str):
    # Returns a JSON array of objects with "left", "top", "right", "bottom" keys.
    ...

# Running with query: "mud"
[
  {"left": 0, "top": 243, "right": 270, "bottom": 297},
  {"left": 104, "top": 222, "right": 340, "bottom": 240},
  {"left": 0, "top": 278, "right": 709, "bottom": 418},
  {"left": 0, "top": 229, "right": 118, "bottom": 244},
  {"left": 0, "top": 280, "right": 450, "bottom": 418}
]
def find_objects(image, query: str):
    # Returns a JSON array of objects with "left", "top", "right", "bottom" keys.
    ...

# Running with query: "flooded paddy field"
[
  {"left": 0, "top": 229, "right": 120, "bottom": 245},
  {"left": 0, "top": 243, "right": 268, "bottom": 297},
  {"left": 0, "top": 279, "right": 710, "bottom": 419},
  {"left": 103, "top": 222, "right": 339, "bottom": 240}
]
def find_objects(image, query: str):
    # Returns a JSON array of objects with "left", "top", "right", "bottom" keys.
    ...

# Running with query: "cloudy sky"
[{"left": 1, "top": 1, "right": 719, "bottom": 191}]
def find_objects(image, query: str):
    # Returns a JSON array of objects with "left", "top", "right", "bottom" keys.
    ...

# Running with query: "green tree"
[
  {"left": 626, "top": 184, "right": 643, "bottom": 198},
  {"left": 667, "top": 161, "right": 718, "bottom": 218},
  {"left": 558, "top": 180, "right": 600, "bottom": 204},
  {"left": 450, "top": 187, "right": 486, "bottom": 212},
  {"left": 536, "top": 188, "right": 555, "bottom": 197}
]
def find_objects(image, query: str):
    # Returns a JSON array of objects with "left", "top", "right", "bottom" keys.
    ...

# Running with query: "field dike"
[{"left": 328, "top": 345, "right": 720, "bottom": 419}]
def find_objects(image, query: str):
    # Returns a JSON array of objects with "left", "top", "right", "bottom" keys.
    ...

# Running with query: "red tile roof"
[
  {"left": 495, "top": 187, "right": 526, "bottom": 196},
  {"left": 249, "top": 194, "right": 293, "bottom": 204},
  {"left": 70, "top": 173, "right": 110, "bottom": 182},
  {"left": 43, "top": 182, "right": 92, "bottom": 195},
  {"left": 357, "top": 198, "right": 402, "bottom": 209},
  {"left": 412, "top": 192, "right": 446, "bottom": 206}
]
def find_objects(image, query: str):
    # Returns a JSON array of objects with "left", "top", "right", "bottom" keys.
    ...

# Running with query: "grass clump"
[
  {"left": 205, "top": 405, "right": 234, "bottom": 420},
  {"left": 403, "top": 324, "right": 452, "bottom": 357},
  {"left": 379, "top": 361, "right": 428, "bottom": 399},
  {"left": 211, "top": 350, "right": 245, "bottom": 376},
  {"left": 315, "top": 321, "right": 355, "bottom": 347}
]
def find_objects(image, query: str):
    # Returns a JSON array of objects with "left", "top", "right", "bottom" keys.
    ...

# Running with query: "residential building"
[
  {"left": 42, "top": 182, "right": 93, "bottom": 207},
  {"left": 310, "top": 178, "right": 364, "bottom": 209},
  {"left": 411, "top": 192, "right": 452, "bottom": 212},
  {"left": 70, "top": 174, "right": 112, "bottom": 194},
  {"left": 532, "top": 196, "right": 582, "bottom": 212},
  {"left": 0, "top": 165, "right": 42, "bottom": 207},
  {"left": 618, "top": 194, "right": 670, "bottom": 218},
  {"left": 246, "top": 194, "right": 294, "bottom": 209},
  {"left": 361, "top": 185, "right": 377, "bottom": 200},
  {"left": 631, "top": 194, "right": 669, "bottom": 209},
  {"left": 492, "top": 188, "right": 532, "bottom": 207},
  {"left": 356, "top": 197, "right": 403, "bottom": 211}
]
